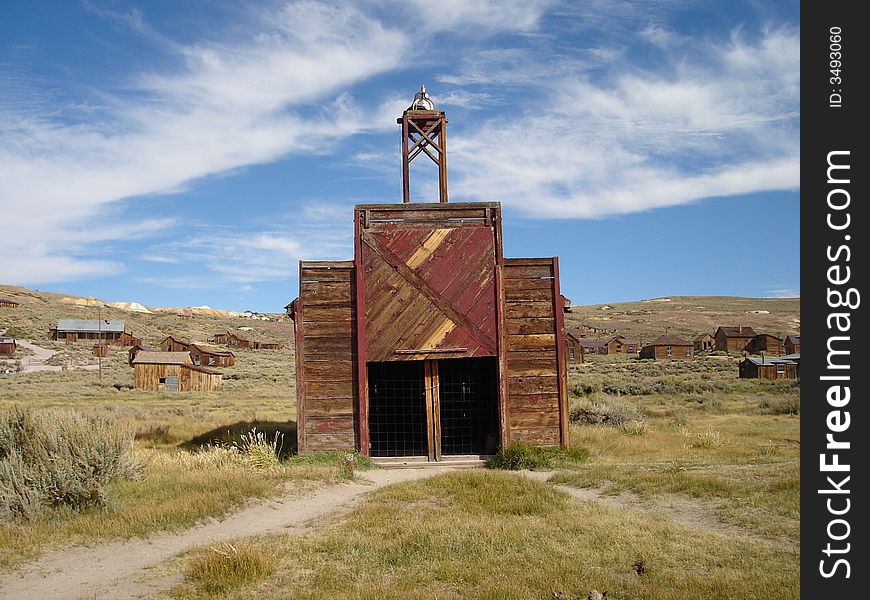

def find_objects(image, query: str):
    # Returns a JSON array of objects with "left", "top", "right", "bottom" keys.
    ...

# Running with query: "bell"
[{"left": 409, "top": 84, "right": 435, "bottom": 111}]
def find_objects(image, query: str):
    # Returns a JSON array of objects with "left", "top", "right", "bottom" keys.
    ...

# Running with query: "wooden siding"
[
  {"left": 739, "top": 360, "right": 799, "bottom": 380},
  {"left": 694, "top": 334, "right": 715, "bottom": 353},
  {"left": 296, "top": 261, "right": 357, "bottom": 452},
  {"left": 745, "top": 334, "right": 784, "bottom": 355},
  {"left": 189, "top": 345, "right": 235, "bottom": 367},
  {"left": 161, "top": 336, "right": 190, "bottom": 352},
  {"left": 785, "top": 338, "right": 800, "bottom": 354},
  {"left": 565, "top": 333, "right": 584, "bottom": 363},
  {"left": 0, "top": 341, "right": 16, "bottom": 356},
  {"left": 502, "top": 258, "right": 567, "bottom": 447},
  {"left": 639, "top": 344, "right": 694, "bottom": 359},
  {"left": 357, "top": 203, "right": 499, "bottom": 362},
  {"left": 133, "top": 362, "right": 221, "bottom": 391}
]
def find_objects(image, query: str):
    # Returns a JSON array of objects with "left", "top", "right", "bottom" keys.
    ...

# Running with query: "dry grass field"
[{"left": 0, "top": 285, "right": 799, "bottom": 598}]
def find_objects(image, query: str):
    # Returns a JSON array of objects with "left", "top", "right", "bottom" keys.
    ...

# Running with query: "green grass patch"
[{"left": 486, "top": 441, "right": 590, "bottom": 470}]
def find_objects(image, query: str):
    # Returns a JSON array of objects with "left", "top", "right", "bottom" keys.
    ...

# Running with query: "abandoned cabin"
[
  {"left": 92, "top": 342, "right": 108, "bottom": 357},
  {"left": 131, "top": 351, "right": 222, "bottom": 391},
  {"left": 579, "top": 338, "right": 607, "bottom": 355},
  {"left": 128, "top": 344, "right": 158, "bottom": 366},
  {"left": 713, "top": 326, "right": 757, "bottom": 353},
  {"left": 639, "top": 333, "right": 694, "bottom": 360},
  {"left": 739, "top": 355, "right": 799, "bottom": 380},
  {"left": 694, "top": 333, "right": 715, "bottom": 354},
  {"left": 0, "top": 337, "right": 16, "bottom": 356},
  {"left": 160, "top": 335, "right": 191, "bottom": 352},
  {"left": 50, "top": 319, "right": 139, "bottom": 345},
  {"left": 288, "top": 86, "right": 570, "bottom": 459},
  {"left": 598, "top": 335, "right": 639, "bottom": 355},
  {"left": 745, "top": 333, "right": 784, "bottom": 355},
  {"left": 214, "top": 331, "right": 254, "bottom": 349},
  {"left": 189, "top": 343, "right": 235, "bottom": 367},
  {"left": 0, "top": 298, "right": 20, "bottom": 309},
  {"left": 784, "top": 333, "right": 801, "bottom": 354},
  {"left": 565, "top": 331, "right": 584, "bottom": 363}
]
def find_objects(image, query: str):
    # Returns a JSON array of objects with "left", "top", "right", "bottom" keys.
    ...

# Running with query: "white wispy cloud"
[
  {"left": 449, "top": 26, "right": 800, "bottom": 218},
  {"left": 1, "top": 1, "right": 408, "bottom": 284}
]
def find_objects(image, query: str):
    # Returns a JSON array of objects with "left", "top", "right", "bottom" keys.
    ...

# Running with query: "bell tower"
[{"left": 398, "top": 84, "right": 448, "bottom": 203}]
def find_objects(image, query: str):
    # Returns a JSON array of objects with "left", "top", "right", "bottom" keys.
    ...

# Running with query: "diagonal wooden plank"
[{"left": 362, "top": 232, "right": 497, "bottom": 354}]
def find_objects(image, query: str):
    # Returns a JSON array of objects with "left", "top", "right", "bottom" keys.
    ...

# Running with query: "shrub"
[
  {"left": 620, "top": 420, "right": 647, "bottom": 436},
  {"left": 569, "top": 397, "right": 644, "bottom": 426},
  {"left": 690, "top": 429, "right": 724, "bottom": 449},
  {"left": 0, "top": 407, "right": 138, "bottom": 521},
  {"left": 759, "top": 397, "right": 800, "bottom": 415},
  {"left": 184, "top": 541, "right": 278, "bottom": 595},
  {"left": 486, "top": 442, "right": 589, "bottom": 470},
  {"left": 233, "top": 428, "right": 285, "bottom": 469}
]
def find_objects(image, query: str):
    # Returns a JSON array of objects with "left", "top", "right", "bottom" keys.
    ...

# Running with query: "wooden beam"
[
  {"left": 495, "top": 264, "right": 510, "bottom": 449},
  {"left": 424, "top": 360, "right": 435, "bottom": 461},
  {"left": 552, "top": 256, "right": 569, "bottom": 449},
  {"left": 354, "top": 211, "right": 370, "bottom": 455}
]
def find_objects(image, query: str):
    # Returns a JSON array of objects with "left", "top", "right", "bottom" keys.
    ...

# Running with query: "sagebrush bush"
[
  {"left": 569, "top": 397, "right": 645, "bottom": 426},
  {"left": 233, "top": 428, "right": 284, "bottom": 469},
  {"left": 0, "top": 407, "right": 138, "bottom": 521},
  {"left": 759, "top": 396, "right": 800, "bottom": 415}
]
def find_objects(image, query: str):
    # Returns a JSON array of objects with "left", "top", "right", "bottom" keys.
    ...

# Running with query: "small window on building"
[
  {"left": 777, "top": 364, "right": 785, "bottom": 374},
  {"left": 209, "top": 356, "right": 215, "bottom": 365},
  {"left": 159, "top": 377, "right": 166, "bottom": 384},
  {"left": 686, "top": 347, "right": 692, "bottom": 357},
  {"left": 569, "top": 349, "right": 575, "bottom": 360},
  {"left": 667, "top": 346, "right": 672, "bottom": 357}
]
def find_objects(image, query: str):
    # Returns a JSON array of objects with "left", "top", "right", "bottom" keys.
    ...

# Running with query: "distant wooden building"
[
  {"left": 561, "top": 295, "right": 572, "bottom": 313},
  {"left": 580, "top": 338, "right": 607, "bottom": 355},
  {"left": 565, "top": 331, "right": 584, "bottom": 363},
  {"left": 713, "top": 326, "right": 757, "bottom": 353},
  {"left": 745, "top": 334, "right": 784, "bottom": 355},
  {"left": 92, "top": 342, "right": 108, "bottom": 357},
  {"left": 739, "top": 355, "right": 799, "bottom": 380},
  {"left": 132, "top": 351, "right": 221, "bottom": 391},
  {"left": 253, "top": 342, "right": 284, "bottom": 350},
  {"left": 599, "top": 335, "right": 639, "bottom": 355},
  {"left": 694, "top": 333, "right": 715, "bottom": 353},
  {"left": 784, "top": 334, "right": 801, "bottom": 354},
  {"left": 161, "top": 335, "right": 192, "bottom": 352},
  {"left": 214, "top": 331, "right": 253, "bottom": 349},
  {"left": 51, "top": 319, "right": 139, "bottom": 346},
  {"left": 0, "top": 337, "right": 16, "bottom": 356},
  {"left": 189, "top": 343, "right": 235, "bottom": 367},
  {"left": 128, "top": 344, "right": 158, "bottom": 366},
  {"left": 0, "top": 298, "right": 20, "bottom": 308},
  {"left": 640, "top": 333, "right": 694, "bottom": 360}
]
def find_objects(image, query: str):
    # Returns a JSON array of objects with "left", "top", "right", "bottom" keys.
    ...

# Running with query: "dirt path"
[
  {"left": 0, "top": 468, "right": 454, "bottom": 600},
  {"left": 9, "top": 340, "right": 97, "bottom": 373},
  {"left": 1, "top": 467, "right": 794, "bottom": 600}
]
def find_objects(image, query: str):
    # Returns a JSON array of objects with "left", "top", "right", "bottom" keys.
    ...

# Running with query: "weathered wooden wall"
[
  {"left": 640, "top": 344, "right": 694, "bottom": 359},
  {"left": 181, "top": 366, "right": 222, "bottom": 391},
  {"left": 745, "top": 335, "right": 784, "bottom": 355},
  {"left": 500, "top": 258, "right": 568, "bottom": 447},
  {"left": 133, "top": 362, "right": 220, "bottom": 391},
  {"left": 739, "top": 361, "right": 798, "bottom": 380},
  {"left": 295, "top": 261, "right": 357, "bottom": 452}
]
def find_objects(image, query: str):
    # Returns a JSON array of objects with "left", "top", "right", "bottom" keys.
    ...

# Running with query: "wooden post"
[
  {"left": 552, "top": 257, "right": 569, "bottom": 449},
  {"left": 354, "top": 211, "right": 370, "bottom": 455}
]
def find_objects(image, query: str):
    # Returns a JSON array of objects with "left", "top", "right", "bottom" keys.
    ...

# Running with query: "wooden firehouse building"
[{"left": 289, "top": 86, "right": 569, "bottom": 459}]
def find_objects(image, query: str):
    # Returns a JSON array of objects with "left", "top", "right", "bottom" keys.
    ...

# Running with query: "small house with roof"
[
  {"left": 565, "top": 330, "right": 584, "bottom": 363},
  {"left": 694, "top": 333, "right": 715, "bottom": 353},
  {"left": 51, "top": 319, "right": 139, "bottom": 346},
  {"left": 132, "top": 351, "right": 222, "bottom": 391},
  {"left": 0, "top": 298, "right": 20, "bottom": 309},
  {"left": 0, "top": 337, "right": 16, "bottom": 356},
  {"left": 713, "top": 326, "right": 757, "bottom": 353},
  {"left": 599, "top": 335, "right": 639, "bottom": 355},
  {"left": 739, "top": 355, "right": 799, "bottom": 380},
  {"left": 784, "top": 334, "right": 800, "bottom": 354},
  {"left": 745, "top": 334, "right": 784, "bottom": 355},
  {"left": 640, "top": 333, "right": 694, "bottom": 360},
  {"left": 189, "top": 344, "right": 235, "bottom": 367}
]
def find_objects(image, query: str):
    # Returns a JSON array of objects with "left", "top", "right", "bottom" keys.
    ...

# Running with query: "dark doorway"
[
  {"left": 438, "top": 357, "right": 499, "bottom": 455},
  {"left": 367, "top": 361, "right": 427, "bottom": 457}
]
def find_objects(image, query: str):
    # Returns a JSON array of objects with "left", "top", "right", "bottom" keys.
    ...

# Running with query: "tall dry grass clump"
[{"left": 0, "top": 407, "right": 138, "bottom": 521}]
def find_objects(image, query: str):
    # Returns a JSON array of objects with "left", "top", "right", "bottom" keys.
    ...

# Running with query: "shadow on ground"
[{"left": 180, "top": 420, "right": 298, "bottom": 458}]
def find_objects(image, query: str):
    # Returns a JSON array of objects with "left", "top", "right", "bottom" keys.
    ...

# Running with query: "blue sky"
[{"left": 1, "top": 1, "right": 800, "bottom": 312}]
